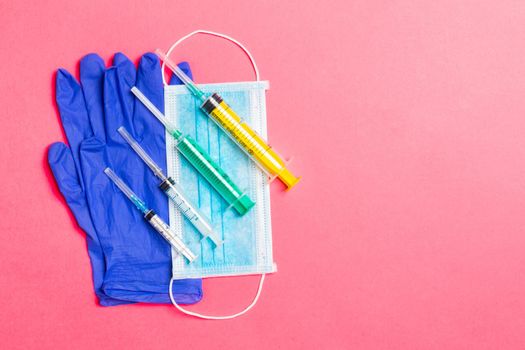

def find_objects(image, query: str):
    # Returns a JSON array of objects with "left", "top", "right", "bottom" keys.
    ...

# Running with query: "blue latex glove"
[{"left": 48, "top": 53, "right": 202, "bottom": 306}]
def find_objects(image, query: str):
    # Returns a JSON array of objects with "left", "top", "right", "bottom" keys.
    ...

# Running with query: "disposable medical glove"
[{"left": 48, "top": 53, "right": 202, "bottom": 306}]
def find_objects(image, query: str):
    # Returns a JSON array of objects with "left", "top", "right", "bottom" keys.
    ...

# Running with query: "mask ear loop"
[
  {"left": 161, "top": 29, "right": 260, "bottom": 85},
  {"left": 163, "top": 30, "right": 265, "bottom": 319},
  {"left": 169, "top": 274, "right": 265, "bottom": 320}
]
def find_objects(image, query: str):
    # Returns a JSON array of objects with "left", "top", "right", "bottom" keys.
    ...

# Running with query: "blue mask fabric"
[{"left": 164, "top": 81, "right": 277, "bottom": 280}]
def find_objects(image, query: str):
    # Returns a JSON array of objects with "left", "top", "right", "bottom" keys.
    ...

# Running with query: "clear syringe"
[
  {"left": 131, "top": 86, "right": 255, "bottom": 215},
  {"left": 104, "top": 167, "right": 197, "bottom": 262},
  {"left": 156, "top": 49, "right": 301, "bottom": 190},
  {"left": 118, "top": 127, "right": 222, "bottom": 247}
]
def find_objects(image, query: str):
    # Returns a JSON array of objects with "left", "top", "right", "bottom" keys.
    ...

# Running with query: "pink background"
[{"left": 2, "top": 0, "right": 525, "bottom": 349}]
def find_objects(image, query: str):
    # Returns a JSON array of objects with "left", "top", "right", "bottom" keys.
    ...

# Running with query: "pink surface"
[{"left": 2, "top": 0, "right": 525, "bottom": 349}]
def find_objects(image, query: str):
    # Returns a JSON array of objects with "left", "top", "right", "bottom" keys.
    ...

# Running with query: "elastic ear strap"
[
  {"left": 169, "top": 274, "right": 265, "bottom": 320},
  {"left": 161, "top": 29, "right": 260, "bottom": 86}
]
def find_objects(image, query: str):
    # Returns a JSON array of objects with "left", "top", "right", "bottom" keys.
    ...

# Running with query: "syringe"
[
  {"left": 156, "top": 49, "right": 301, "bottom": 190},
  {"left": 104, "top": 167, "right": 197, "bottom": 263},
  {"left": 131, "top": 86, "right": 255, "bottom": 215},
  {"left": 118, "top": 127, "right": 222, "bottom": 247}
]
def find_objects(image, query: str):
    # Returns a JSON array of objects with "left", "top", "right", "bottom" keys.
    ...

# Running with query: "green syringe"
[{"left": 131, "top": 87, "right": 255, "bottom": 215}]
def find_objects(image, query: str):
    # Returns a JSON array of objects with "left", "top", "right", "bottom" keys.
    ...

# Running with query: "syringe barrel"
[
  {"left": 131, "top": 85, "right": 252, "bottom": 214},
  {"left": 159, "top": 177, "right": 222, "bottom": 246},
  {"left": 201, "top": 93, "right": 300, "bottom": 189},
  {"left": 144, "top": 209, "right": 197, "bottom": 263},
  {"left": 174, "top": 134, "right": 255, "bottom": 215}
]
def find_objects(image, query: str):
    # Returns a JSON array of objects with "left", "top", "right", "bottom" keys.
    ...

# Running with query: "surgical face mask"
[
  {"left": 165, "top": 80, "right": 276, "bottom": 280},
  {"left": 161, "top": 30, "right": 277, "bottom": 319}
]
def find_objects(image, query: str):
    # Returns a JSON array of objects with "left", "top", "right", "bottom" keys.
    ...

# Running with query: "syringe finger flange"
[{"left": 225, "top": 190, "right": 255, "bottom": 215}]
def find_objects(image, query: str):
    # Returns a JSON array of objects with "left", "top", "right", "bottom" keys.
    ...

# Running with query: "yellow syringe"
[{"left": 156, "top": 50, "right": 300, "bottom": 189}]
